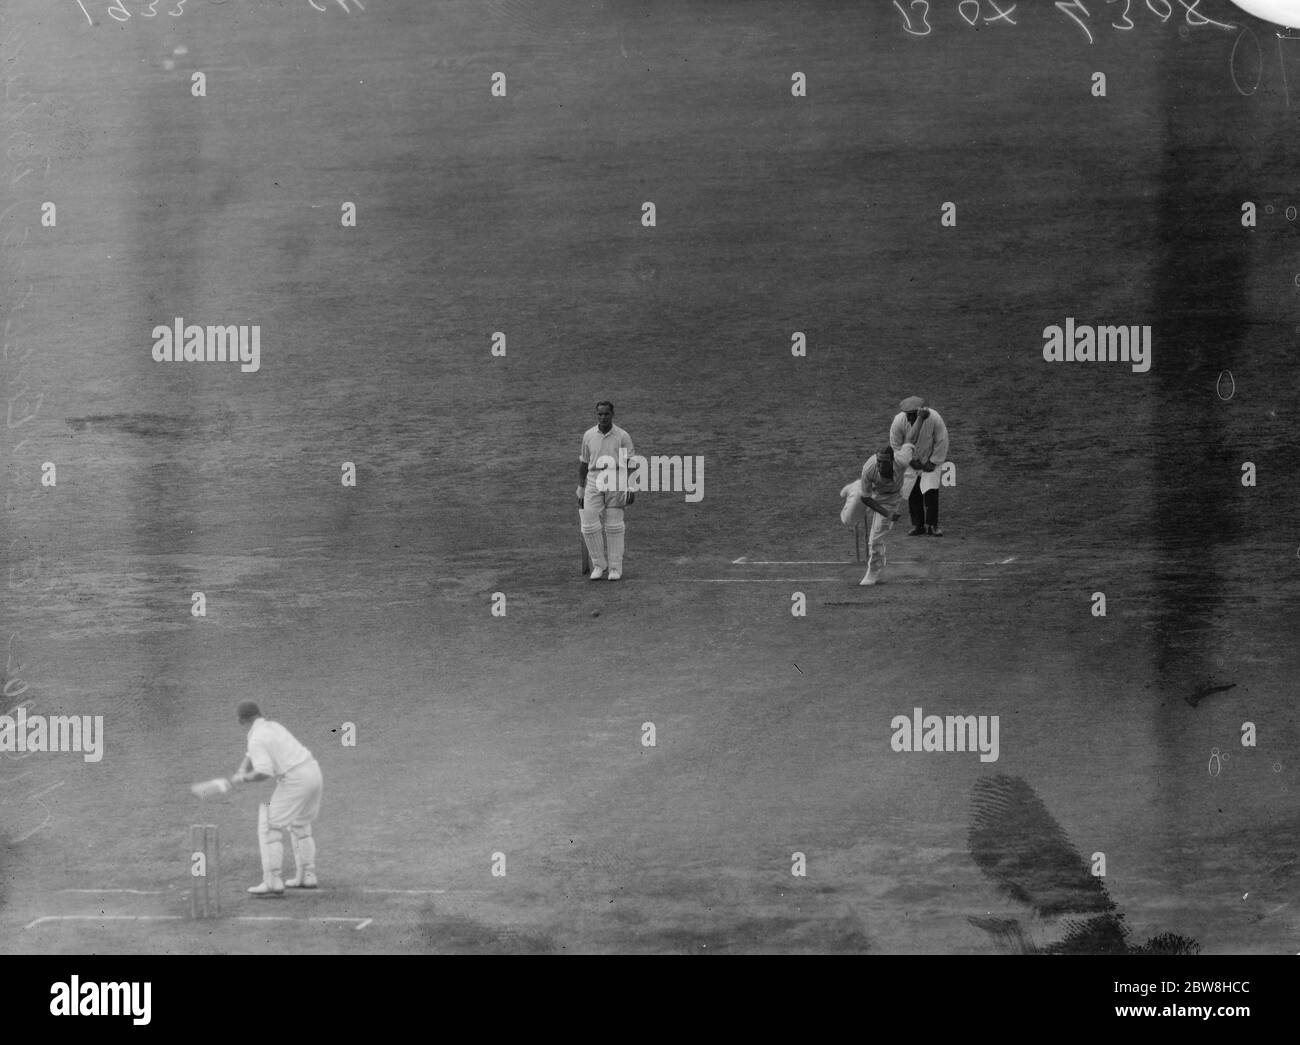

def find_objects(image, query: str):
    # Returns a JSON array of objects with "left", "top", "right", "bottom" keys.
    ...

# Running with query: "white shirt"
[
  {"left": 579, "top": 423, "right": 635, "bottom": 477},
  {"left": 246, "top": 718, "right": 313, "bottom": 777},
  {"left": 861, "top": 444, "right": 915, "bottom": 513},
  {"left": 890, "top": 409, "right": 948, "bottom": 467}
]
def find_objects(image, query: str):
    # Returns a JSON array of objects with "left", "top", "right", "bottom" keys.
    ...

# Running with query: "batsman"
[
  {"left": 839, "top": 442, "right": 915, "bottom": 586},
  {"left": 228, "top": 701, "right": 323, "bottom": 897},
  {"left": 576, "top": 400, "right": 637, "bottom": 581}
]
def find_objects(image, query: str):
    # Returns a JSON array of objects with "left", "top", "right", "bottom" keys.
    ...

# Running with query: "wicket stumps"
[
  {"left": 854, "top": 522, "right": 865, "bottom": 563},
  {"left": 190, "top": 824, "right": 220, "bottom": 918}
]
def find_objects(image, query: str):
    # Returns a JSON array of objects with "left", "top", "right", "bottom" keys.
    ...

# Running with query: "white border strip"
[
  {"left": 25, "top": 914, "right": 372, "bottom": 930},
  {"left": 684, "top": 578, "right": 843, "bottom": 583},
  {"left": 362, "top": 888, "right": 447, "bottom": 895},
  {"left": 733, "top": 556, "right": 1017, "bottom": 566},
  {"left": 25, "top": 915, "right": 184, "bottom": 929},
  {"left": 58, "top": 889, "right": 168, "bottom": 895}
]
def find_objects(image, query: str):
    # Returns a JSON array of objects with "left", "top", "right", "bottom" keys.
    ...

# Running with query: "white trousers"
[
  {"left": 581, "top": 480, "right": 627, "bottom": 570},
  {"left": 840, "top": 479, "right": 893, "bottom": 579},
  {"left": 266, "top": 758, "right": 323, "bottom": 829},
  {"left": 864, "top": 510, "right": 893, "bottom": 577}
]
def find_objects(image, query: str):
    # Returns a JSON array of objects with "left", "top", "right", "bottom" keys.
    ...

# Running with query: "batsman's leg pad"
[
  {"left": 604, "top": 508, "right": 625, "bottom": 569},
  {"left": 839, "top": 480, "right": 866, "bottom": 526},
  {"left": 289, "top": 822, "right": 316, "bottom": 878},
  {"left": 258, "top": 803, "right": 284, "bottom": 885},
  {"left": 579, "top": 507, "right": 607, "bottom": 569}
]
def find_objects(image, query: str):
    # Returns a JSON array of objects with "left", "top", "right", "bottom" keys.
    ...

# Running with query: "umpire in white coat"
[{"left": 891, "top": 396, "right": 949, "bottom": 537}]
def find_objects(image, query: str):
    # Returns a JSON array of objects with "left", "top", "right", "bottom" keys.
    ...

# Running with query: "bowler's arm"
[
  {"left": 859, "top": 481, "right": 888, "bottom": 517},
  {"left": 861, "top": 497, "right": 899, "bottom": 520}
]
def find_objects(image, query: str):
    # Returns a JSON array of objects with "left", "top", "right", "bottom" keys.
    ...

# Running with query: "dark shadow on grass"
[
  {"left": 968, "top": 776, "right": 1199, "bottom": 956},
  {"left": 410, "top": 902, "right": 557, "bottom": 954}
]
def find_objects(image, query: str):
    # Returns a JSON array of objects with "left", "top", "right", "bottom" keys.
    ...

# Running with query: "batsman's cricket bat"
[
  {"left": 581, "top": 537, "right": 591, "bottom": 575},
  {"left": 191, "top": 777, "right": 231, "bottom": 798}
]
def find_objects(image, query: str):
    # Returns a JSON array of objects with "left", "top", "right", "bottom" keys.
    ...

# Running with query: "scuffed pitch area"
[{"left": 1, "top": 0, "right": 1298, "bottom": 953}]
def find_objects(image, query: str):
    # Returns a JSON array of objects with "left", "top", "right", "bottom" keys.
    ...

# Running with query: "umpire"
[{"left": 890, "top": 395, "right": 949, "bottom": 537}]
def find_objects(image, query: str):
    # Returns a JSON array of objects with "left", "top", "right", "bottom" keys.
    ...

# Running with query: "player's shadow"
[{"left": 967, "top": 775, "right": 1199, "bottom": 955}]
